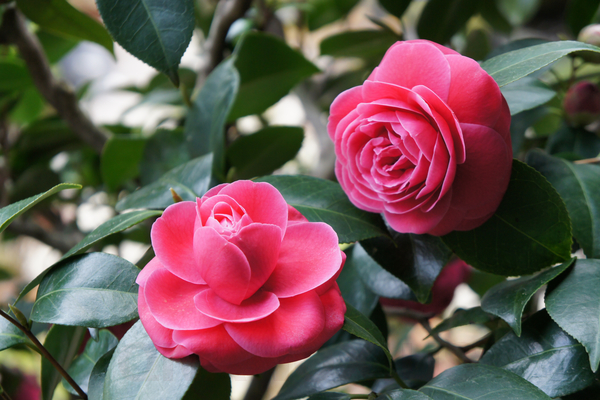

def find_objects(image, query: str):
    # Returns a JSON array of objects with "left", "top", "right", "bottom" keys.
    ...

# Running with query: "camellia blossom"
[
  {"left": 328, "top": 40, "right": 512, "bottom": 236},
  {"left": 137, "top": 180, "right": 346, "bottom": 375}
]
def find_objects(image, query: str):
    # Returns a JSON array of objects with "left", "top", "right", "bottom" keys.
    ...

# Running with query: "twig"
[
  {"left": 459, "top": 333, "right": 492, "bottom": 353},
  {"left": 574, "top": 157, "right": 600, "bottom": 164},
  {"left": 0, "top": 309, "right": 88, "bottom": 399},
  {"left": 1, "top": 7, "right": 108, "bottom": 154},
  {"left": 243, "top": 367, "right": 275, "bottom": 400},
  {"left": 194, "top": 0, "right": 253, "bottom": 93},
  {"left": 418, "top": 318, "right": 474, "bottom": 364}
]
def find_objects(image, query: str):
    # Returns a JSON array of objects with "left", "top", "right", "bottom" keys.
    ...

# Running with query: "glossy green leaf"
[
  {"left": 527, "top": 150, "right": 600, "bottom": 258},
  {"left": 140, "top": 128, "right": 190, "bottom": 185},
  {"left": 103, "top": 321, "right": 199, "bottom": 399},
  {"left": 308, "top": 393, "right": 351, "bottom": 400},
  {"left": 185, "top": 59, "right": 238, "bottom": 180},
  {"left": 361, "top": 232, "right": 451, "bottom": 303},
  {"left": 343, "top": 302, "right": 392, "bottom": 369},
  {"left": 255, "top": 175, "right": 387, "bottom": 243},
  {"left": 96, "top": 0, "right": 194, "bottom": 85},
  {"left": 546, "top": 124, "right": 600, "bottom": 159},
  {"left": 501, "top": 77, "right": 555, "bottom": 116},
  {"left": 88, "top": 349, "right": 115, "bottom": 400},
  {"left": 478, "top": 0, "right": 512, "bottom": 33},
  {"left": 510, "top": 106, "right": 547, "bottom": 156},
  {"left": 430, "top": 307, "right": 495, "bottom": 335},
  {"left": 373, "top": 353, "right": 436, "bottom": 392},
  {"left": 0, "top": 59, "right": 32, "bottom": 91},
  {"left": 101, "top": 135, "right": 146, "bottom": 191},
  {"left": 0, "top": 314, "right": 28, "bottom": 351},
  {"left": 320, "top": 30, "right": 399, "bottom": 59},
  {"left": 227, "top": 126, "right": 303, "bottom": 180},
  {"left": 337, "top": 248, "right": 379, "bottom": 316},
  {"left": 546, "top": 259, "right": 600, "bottom": 372},
  {"left": 419, "top": 364, "right": 551, "bottom": 400},
  {"left": 480, "top": 310, "right": 595, "bottom": 398},
  {"left": 31, "top": 253, "right": 139, "bottom": 328},
  {"left": 229, "top": 32, "right": 320, "bottom": 120},
  {"left": 496, "top": 0, "right": 541, "bottom": 26},
  {"left": 378, "top": 0, "right": 411, "bottom": 19},
  {"left": 41, "top": 325, "right": 86, "bottom": 400},
  {"left": 416, "top": 0, "right": 479, "bottom": 44},
  {"left": 273, "top": 340, "right": 391, "bottom": 400},
  {"left": 567, "top": 0, "right": 600, "bottom": 35},
  {"left": 305, "top": 0, "right": 360, "bottom": 30},
  {"left": 116, "top": 153, "right": 213, "bottom": 211},
  {"left": 16, "top": 0, "right": 113, "bottom": 53},
  {"left": 181, "top": 367, "right": 231, "bottom": 400},
  {"left": 64, "top": 330, "right": 119, "bottom": 395},
  {"left": 467, "top": 269, "right": 505, "bottom": 298},
  {"left": 376, "top": 390, "right": 433, "bottom": 400},
  {"left": 0, "top": 183, "right": 80, "bottom": 234},
  {"left": 480, "top": 259, "right": 573, "bottom": 336},
  {"left": 442, "top": 160, "right": 572, "bottom": 276},
  {"left": 481, "top": 41, "right": 600, "bottom": 87}
]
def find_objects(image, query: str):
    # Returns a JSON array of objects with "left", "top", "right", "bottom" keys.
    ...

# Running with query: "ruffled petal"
[
  {"left": 206, "top": 355, "right": 284, "bottom": 375},
  {"left": 156, "top": 344, "right": 193, "bottom": 359},
  {"left": 384, "top": 188, "right": 452, "bottom": 234},
  {"left": 173, "top": 325, "right": 253, "bottom": 366},
  {"left": 328, "top": 86, "right": 364, "bottom": 140},
  {"left": 194, "top": 289, "right": 279, "bottom": 323},
  {"left": 138, "top": 286, "right": 177, "bottom": 348},
  {"left": 136, "top": 257, "right": 164, "bottom": 287}
]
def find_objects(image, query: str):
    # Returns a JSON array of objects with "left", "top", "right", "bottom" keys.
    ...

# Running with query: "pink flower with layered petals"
[
  {"left": 328, "top": 40, "right": 512, "bottom": 236},
  {"left": 137, "top": 180, "right": 346, "bottom": 375}
]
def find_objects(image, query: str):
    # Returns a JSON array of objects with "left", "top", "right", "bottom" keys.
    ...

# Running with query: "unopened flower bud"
[
  {"left": 577, "top": 25, "right": 600, "bottom": 63},
  {"left": 563, "top": 81, "right": 600, "bottom": 126}
]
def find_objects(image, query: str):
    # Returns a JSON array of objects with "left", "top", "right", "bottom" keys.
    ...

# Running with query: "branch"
[
  {"left": 7, "top": 219, "right": 82, "bottom": 254},
  {"left": 574, "top": 157, "right": 600, "bottom": 164},
  {"left": 419, "top": 318, "right": 474, "bottom": 364},
  {"left": 1, "top": 7, "right": 108, "bottom": 154}
]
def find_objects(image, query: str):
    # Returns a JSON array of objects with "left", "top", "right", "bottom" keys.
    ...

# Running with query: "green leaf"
[
  {"left": 140, "top": 128, "right": 190, "bottom": 185},
  {"left": 478, "top": 0, "right": 512, "bottom": 34},
  {"left": 37, "top": 29, "right": 79, "bottom": 64},
  {"left": 480, "top": 259, "right": 573, "bottom": 336},
  {"left": 0, "top": 183, "right": 80, "bottom": 234},
  {"left": 255, "top": 175, "right": 387, "bottom": 244},
  {"left": 361, "top": 232, "right": 451, "bottom": 303},
  {"left": 320, "top": 30, "right": 399, "bottom": 59},
  {"left": 308, "top": 394, "right": 351, "bottom": 400},
  {"left": 416, "top": 0, "right": 480, "bottom": 44},
  {"left": 442, "top": 160, "right": 572, "bottom": 276},
  {"left": 16, "top": 0, "right": 113, "bottom": 53},
  {"left": 376, "top": 389, "right": 433, "bottom": 400},
  {"left": 343, "top": 302, "right": 392, "bottom": 369},
  {"left": 101, "top": 135, "right": 146, "bottom": 191},
  {"left": 229, "top": 32, "right": 320, "bottom": 120},
  {"left": 41, "top": 325, "right": 86, "bottom": 400},
  {"left": 510, "top": 106, "right": 547, "bottom": 156},
  {"left": 96, "top": 0, "right": 194, "bottom": 85},
  {"left": 31, "top": 253, "right": 139, "bottom": 328},
  {"left": 227, "top": 126, "right": 303, "bottom": 180},
  {"left": 480, "top": 41, "right": 600, "bottom": 87},
  {"left": 480, "top": 310, "right": 595, "bottom": 398},
  {"left": 273, "top": 340, "right": 391, "bottom": 400},
  {"left": 116, "top": 153, "right": 213, "bottom": 211},
  {"left": 184, "top": 59, "right": 238, "bottom": 180},
  {"left": 373, "top": 353, "right": 436, "bottom": 392},
  {"left": 305, "top": 0, "right": 360, "bottom": 30},
  {"left": 501, "top": 77, "right": 555, "bottom": 116},
  {"left": 63, "top": 330, "right": 119, "bottom": 395},
  {"left": 546, "top": 259, "right": 600, "bottom": 372},
  {"left": 10, "top": 87, "right": 45, "bottom": 125},
  {"left": 496, "top": 0, "right": 541, "bottom": 26},
  {"left": 419, "top": 364, "right": 552, "bottom": 400},
  {"left": 467, "top": 269, "right": 505, "bottom": 298},
  {"left": 88, "top": 349, "right": 115, "bottom": 400},
  {"left": 337, "top": 248, "right": 379, "bottom": 316},
  {"left": 430, "top": 307, "right": 495, "bottom": 335},
  {"left": 0, "top": 59, "right": 32, "bottom": 92},
  {"left": 545, "top": 124, "right": 600, "bottom": 159},
  {"left": 182, "top": 368, "right": 231, "bottom": 400},
  {"left": 0, "top": 314, "right": 28, "bottom": 351},
  {"left": 527, "top": 150, "right": 600, "bottom": 258},
  {"left": 103, "top": 321, "right": 199, "bottom": 399},
  {"left": 378, "top": 0, "right": 412, "bottom": 19},
  {"left": 567, "top": 0, "right": 600, "bottom": 36}
]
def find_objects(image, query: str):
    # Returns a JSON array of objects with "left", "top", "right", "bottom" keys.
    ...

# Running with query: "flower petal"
[
  {"left": 136, "top": 257, "right": 164, "bottom": 287},
  {"left": 329, "top": 86, "right": 364, "bottom": 141},
  {"left": 173, "top": 325, "right": 253, "bottom": 366},
  {"left": 138, "top": 286, "right": 177, "bottom": 348},
  {"left": 384, "top": 188, "right": 452, "bottom": 234},
  {"left": 194, "top": 289, "right": 280, "bottom": 323},
  {"left": 205, "top": 355, "right": 284, "bottom": 375}
]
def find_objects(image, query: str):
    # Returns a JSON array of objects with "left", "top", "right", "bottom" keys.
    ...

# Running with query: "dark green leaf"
[
  {"left": 416, "top": 0, "right": 479, "bottom": 44},
  {"left": 0, "top": 314, "right": 28, "bottom": 351},
  {"left": 478, "top": 0, "right": 512, "bottom": 33},
  {"left": 31, "top": 253, "right": 139, "bottom": 328},
  {"left": 140, "top": 128, "right": 190, "bottom": 185},
  {"left": 545, "top": 124, "right": 600, "bottom": 159},
  {"left": 103, "top": 321, "right": 199, "bottom": 399},
  {"left": 480, "top": 41, "right": 600, "bottom": 87},
  {"left": 308, "top": 393, "right": 351, "bottom": 400},
  {"left": 527, "top": 150, "right": 600, "bottom": 258},
  {"left": 88, "top": 348, "right": 115, "bottom": 400},
  {"left": 41, "top": 325, "right": 86, "bottom": 400},
  {"left": 37, "top": 29, "right": 79, "bottom": 64},
  {"left": 0, "top": 183, "right": 81, "bottom": 234},
  {"left": 501, "top": 77, "right": 555, "bottom": 116},
  {"left": 442, "top": 160, "right": 572, "bottom": 276},
  {"left": 467, "top": 269, "right": 505, "bottom": 298},
  {"left": 361, "top": 232, "right": 451, "bottom": 303},
  {"left": 376, "top": 389, "right": 433, "bottom": 400},
  {"left": 378, "top": 0, "right": 411, "bottom": 19},
  {"left": 182, "top": 368, "right": 231, "bottom": 400},
  {"left": 337, "top": 248, "right": 379, "bottom": 316},
  {"left": 273, "top": 340, "right": 391, "bottom": 400},
  {"left": 96, "top": 0, "right": 194, "bottom": 85},
  {"left": 227, "top": 126, "right": 303, "bottom": 179},
  {"left": 546, "top": 259, "right": 600, "bottom": 372},
  {"left": 305, "top": 0, "right": 360, "bottom": 30},
  {"left": 496, "top": 0, "right": 541, "bottom": 26},
  {"left": 567, "top": 0, "right": 600, "bottom": 36},
  {"left": 419, "top": 364, "right": 551, "bottom": 400},
  {"left": 64, "top": 330, "right": 119, "bottom": 395},
  {"left": 320, "top": 30, "right": 399, "bottom": 59},
  {"left": 510, "top": 106, "right": 547, "bottom": 155},
  {"left": 229, "top": 32, "right": 320, "bottom": 120},
  {"left": 101, "top": 135, "right": 146, "bottom": 191},
  {"left": 184, "top": 59, "right": 238, "bottom": 180},
  {"left": 116, "top": 153, "right": 213, "bottom": 211},
  {"left": 480, "top": 259, "right": 573, "bottom": 336},
  {"left": 373, "top": 353, "right": 436, "bottom": 392},
  {"left": 0, "top": 59, "right": 32, "bottom": 92},
  {"left": 255, "top": 175, "right": 387, "bottom": 243},
  {"left": 9, "top": 87, "right": 45, "bottom": 125},
  {"left": 16, "top": 0, "right": 113, "bottom": 52},
  {"left": 484, "top": 38, "right": 548, "bottom": 60},
  {"left": 480, "top": 310, "right": 595, "bottom": 398},
  {"left": 343, "top": 302, "right": 392, "bottom": 368},
  {"left": 430, "top": 307, "right": 494, "bottom": 335}
]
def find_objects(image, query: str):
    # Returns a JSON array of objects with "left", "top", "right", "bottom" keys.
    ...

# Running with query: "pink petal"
[
  {"left": 328, "top": 86, "right": 364, "bottom": 140},
  {"left": 384, "top": 189, "right": 452, "bottom": 235},
  {"left": 288, "top": 205, "right": 308, "bottom": 225},
  {"left": 138, "top": 286, "right": 177, "bottom": 348},
  {"left": 263, "top": 222, "right": 342, "bottom": 298},
  {"left": 194, "top": 226, "right": 252, "bottom": 305},
  {"left": 228, "top": 223, "right": 282, "bottom": 297},
  {"left": 315, "top": 252, "right": 346, "bottom": 295},
  {"left": 144, "top": 268, "right": 220, "bottom": 330},
  {"left": 173, "top": 325, "right": 253, "bottom": 366},
  {"left": 151, "top": 201, "right": 205, "bottom": 284},
  {"left": 206, "top": 355, "right": 284, "bottom": 375},
  {"left": 426, "top": 205, "right": 467, "bottom": 236},
  {"left": 194, "top": 289, "right": 280, "bottom": 322},
  {"left": 225, "top": 292, "right": 326, "bottom": 358},
  {"left": 202, "top": 183, "right": 228, "bottom": 198},
  {"left": 156, "top": 344, "right": 193, "bottom": 359},
  {"left": 136, "top": 257, "right": 164, "bottom": 287}
]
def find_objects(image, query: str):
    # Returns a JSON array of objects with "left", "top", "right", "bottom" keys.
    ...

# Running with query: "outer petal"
[
  {"left": 136, "top": 257, "right": 164, "bottom": 287},
  {"left": 384, "top": 188, "right": 452, "bottom": 235},
  {"left": 206, "top": 355, "right": 284, "bottom": 375},
  {"left": 156, "top": 344, "right": 193, "bottom": 359},
  {"left": 287, "top": 205, "right": 308, "bottom": 225},
  {"left": 144, "top": 268, "right": 220, "bottom": 330},
  {"left": 263, "top": 222, "right": 342, "bottom": 298},
  {"left": 138, "top": 286, "right": 177, "bottom": 349},
  {"left": 194, "top": 289, "right": 280, "bottom": 323},
  {"left": 328, "top": 86, "right": 364, "bottom": 140},
  {"left": 225, "top": 292, "right": 325, "bottom": 358},
  {"left": 151, "top": 201, "right": 205, "bottom": 284}
]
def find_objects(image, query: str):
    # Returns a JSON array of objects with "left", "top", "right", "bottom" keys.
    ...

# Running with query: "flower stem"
[
  {"left": 0, "top": 308, "right": 88, "bottom": 399},
  {"left": 391, "top": 370, "right": 409, "bottom": 389}
]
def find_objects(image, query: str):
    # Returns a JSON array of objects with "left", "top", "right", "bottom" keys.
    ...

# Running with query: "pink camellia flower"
[
  {"left": 328, "top": 40, "right": 512, "bottom": 236},
  {"left": 136, "top": 180, "right": 346, "bottom": 375}
]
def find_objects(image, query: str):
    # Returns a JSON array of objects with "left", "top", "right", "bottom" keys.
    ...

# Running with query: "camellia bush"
[{"left": 2, "top": 0, "right": 600, "bottom": 399}]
